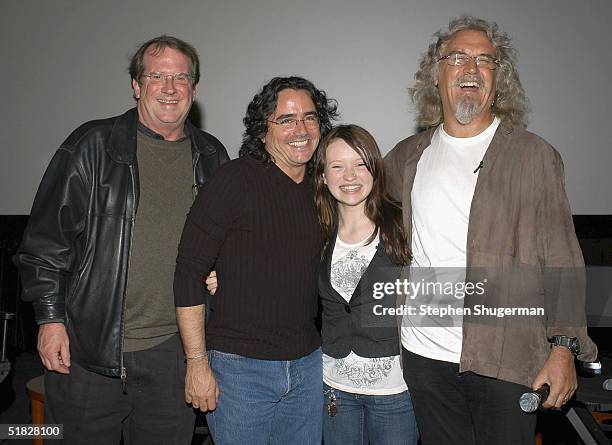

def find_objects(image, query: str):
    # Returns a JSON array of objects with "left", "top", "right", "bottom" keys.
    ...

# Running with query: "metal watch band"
[{"left": 551, "top": 335, "right": 580, "bottom": 355}]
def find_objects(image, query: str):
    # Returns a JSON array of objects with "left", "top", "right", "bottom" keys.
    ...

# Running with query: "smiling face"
[
  {"left": 436, "top": 29, "right": 498, "bottom": 136},
  {"left": 323, "top": 139, "right": 373, "bottom": 213},
  {"left": 263, "top": 89, "right": 320, "bottom": 182},
  {"left": 132, "top": 46, "right": 196, "bottom": 141}
]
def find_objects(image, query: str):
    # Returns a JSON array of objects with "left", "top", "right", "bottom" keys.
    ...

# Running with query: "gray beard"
[{"left": 455, "top": 97, "right": 478, "bottom": 125}]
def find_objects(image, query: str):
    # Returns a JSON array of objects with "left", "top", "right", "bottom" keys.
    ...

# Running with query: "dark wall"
[
  {"left": 574, "top": 215, "right": 612, "bottom": 265},
  {"left": 0, "top": 215, "right": 33, "bottom": 351},
  {"left": 574, "top": 216, "right": 612, "bottom": 356}
]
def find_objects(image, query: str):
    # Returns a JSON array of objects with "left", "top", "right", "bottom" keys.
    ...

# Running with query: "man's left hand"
[{"left": 531, "top": 346, "right": 577, "bottom": 408}]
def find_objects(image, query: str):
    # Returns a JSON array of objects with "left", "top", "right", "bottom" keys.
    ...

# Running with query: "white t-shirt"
[
  {"left": 323, "top": 233, "right": 407, "bottom": 395},
  {"left": 401, "top": 117, "right": 501, "bottom": 363}
]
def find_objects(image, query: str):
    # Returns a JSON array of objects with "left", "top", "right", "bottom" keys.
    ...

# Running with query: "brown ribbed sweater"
[{"left": 174, "top": 156, "right": 322, "bottom": 360}]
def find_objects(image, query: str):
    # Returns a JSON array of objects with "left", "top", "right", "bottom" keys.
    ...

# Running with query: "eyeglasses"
[
  {"left": 142, "top": 72, "right": 193, "bottom": 85},
  {"left": 438, "top": 52, "right": 499, "bottom": 70},
  {"left": 269, "top": 115, "right": 320, "bottom": 129}
]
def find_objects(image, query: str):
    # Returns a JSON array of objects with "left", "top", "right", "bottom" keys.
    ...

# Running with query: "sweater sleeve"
[{"left": 174, "top": 161, "right": 245, "bottom": 307}]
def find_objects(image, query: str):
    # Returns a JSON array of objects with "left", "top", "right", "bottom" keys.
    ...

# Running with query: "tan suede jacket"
[{"left": 384, "top": 122, "right": 597, "bottom": 387}]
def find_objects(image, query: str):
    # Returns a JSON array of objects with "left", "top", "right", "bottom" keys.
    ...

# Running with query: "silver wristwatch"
[{"left": 550, "top": 335, "right": 580, "bottom": 356}]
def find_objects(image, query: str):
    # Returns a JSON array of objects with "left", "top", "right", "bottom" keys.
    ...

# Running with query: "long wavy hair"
[
  {"left": 239, "top": 77, "right": 339, "bottom": 174},
  {"left": 314, "top": 125, "right": 411, "bottom": 266},
  {"left": 410, "top": 15, "right": 529, "bottom": 129}
]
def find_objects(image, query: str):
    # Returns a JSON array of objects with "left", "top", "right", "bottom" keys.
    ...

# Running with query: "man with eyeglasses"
[
  {"left": 174, "top": 76, "right": 338, "bottom": 444},
  {"left": 384, "top": 16, "right": 596, "bottom": 444},
  {"left": 15, "top": 35, "right": 228, "bottom": 444}
]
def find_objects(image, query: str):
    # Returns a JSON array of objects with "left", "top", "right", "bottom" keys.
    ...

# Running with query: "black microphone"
[
  {"left": 519, "top": 384, "right": 550, "bottom": 413},
  {"left": 473, "top": 161, "right": 484, "bottom": 174}
]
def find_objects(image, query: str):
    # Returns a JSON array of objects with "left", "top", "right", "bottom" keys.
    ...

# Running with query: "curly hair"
[
  {"left": 314, "top": 125, "right": 411, "bottom": 266},
  {"left": 129, "top": 35, "right": 200, "bottom": 87},
  {"left": 410, "top": 15, "right": 529, "bottom": 129},
  {"left": 239, "top": 76, "right": 339, "bottom": 172}
]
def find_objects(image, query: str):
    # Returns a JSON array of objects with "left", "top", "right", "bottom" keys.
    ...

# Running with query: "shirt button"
[{"left": 344, "top": 305, "right": 351, "bottom": 314}]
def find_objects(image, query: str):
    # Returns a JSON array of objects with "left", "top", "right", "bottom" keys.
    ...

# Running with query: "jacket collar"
[
  {"left": 412, "top": 127, "right": 435, "bottom": 162},
  {"left": 479, "top": 120, "right": 514, "bottom": 167},
  {"left": 412, "top": 120, "right": 514, "bottom": 171},
  {"left": 106, "top": 107, "right": 216, "bottom": 164}
]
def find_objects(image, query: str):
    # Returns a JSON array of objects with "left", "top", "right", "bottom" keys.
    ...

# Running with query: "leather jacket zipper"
[
  {"left": 192, "top": 152, "right": 200, "bottom": 200},
  {"left": 120, "top": 163, "right": 137, "bottom": 392}
]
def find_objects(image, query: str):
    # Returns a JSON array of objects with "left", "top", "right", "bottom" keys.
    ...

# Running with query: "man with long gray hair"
[{"left": 385, "top": 16, "right": 596, "bottom": 443}]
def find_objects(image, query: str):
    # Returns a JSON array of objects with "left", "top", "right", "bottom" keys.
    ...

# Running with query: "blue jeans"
[
  {"left": 323, "top": 383, "right": 419, "bottom": 445},
  {"left": 206, "top": 348, "right": 323, "bottom": 445}
]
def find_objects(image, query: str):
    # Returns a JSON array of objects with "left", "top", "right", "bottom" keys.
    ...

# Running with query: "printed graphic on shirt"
[
  {"left": 331, "top": 355, "right": 397, "bottom": 387},
  {"left": 330, "top": 248, "right": 370, "bottom": 296}
]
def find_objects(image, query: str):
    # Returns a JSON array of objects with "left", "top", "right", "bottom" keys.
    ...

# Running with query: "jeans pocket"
[{"left": 208, "top": 350, "right": 244, "bottom": 361}]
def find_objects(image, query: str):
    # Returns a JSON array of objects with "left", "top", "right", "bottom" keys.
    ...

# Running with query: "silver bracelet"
[{"left": 185, "top": 352, "right": 207, "bottom": 362}]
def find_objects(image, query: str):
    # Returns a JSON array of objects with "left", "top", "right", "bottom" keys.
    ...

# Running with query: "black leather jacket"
[{"left": 15, "top": 108, "right": 229, "bottom": 377}]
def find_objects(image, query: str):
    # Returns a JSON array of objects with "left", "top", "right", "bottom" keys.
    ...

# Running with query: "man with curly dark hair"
[
  {"left": 385, "top": 16, "right": 596, "bottom": 444},
  {"left": 174, "top": 76, "right": 338, "bottom": 444}
]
